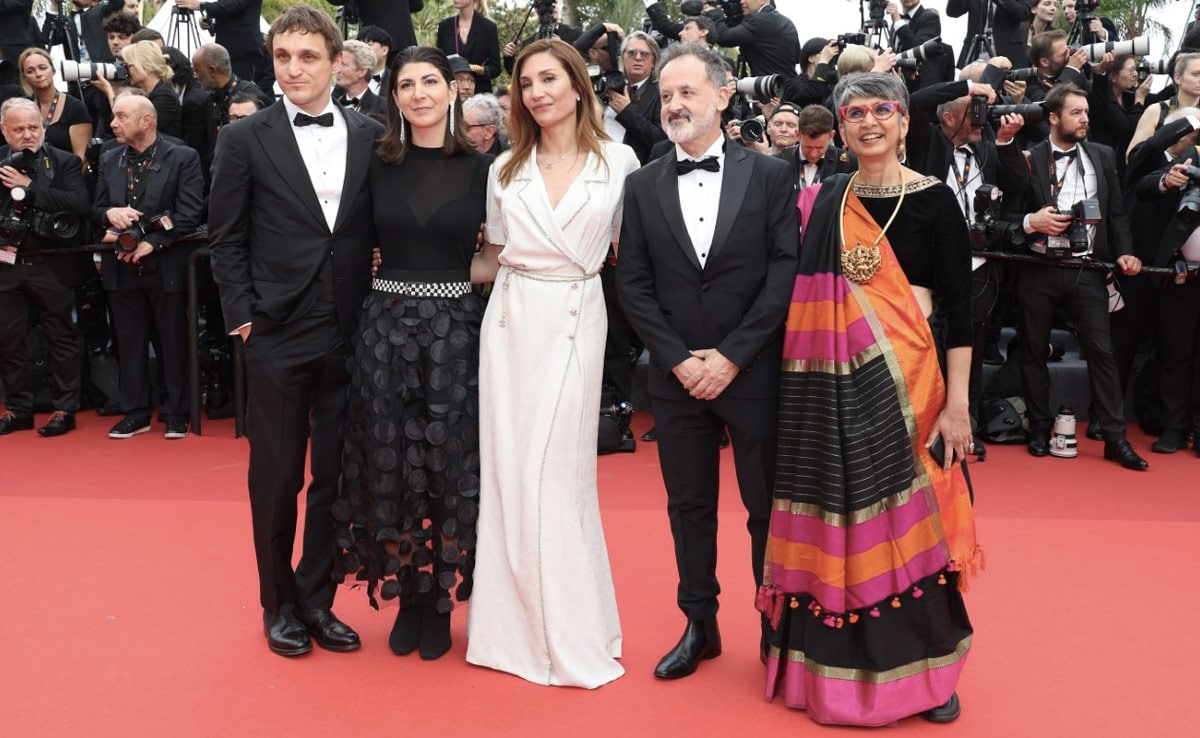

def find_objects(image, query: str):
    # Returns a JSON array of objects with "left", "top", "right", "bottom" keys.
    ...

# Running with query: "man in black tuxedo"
[
  {"left": 947, "top": 0, "right": 1036, "bottom": 68},
  {"left": 209, "top": 6, "right": 382, "bottom": 658},
  {"left": 93, "top": 90, "right": 204, "bottom": 440},
  {"left": 1017, "top": 83, "right": 1148, "bottom": 470},
  {"left": 705, "top": 0, "right": 800, "bottom": 78},
  {"left": 1020, "top": 30, "right": 1091, "bottom": 143},
  {"left": 888, "top": 0, "right": 940, "bottom": 53},
  {"left": 618, "top": 42, "right": 798, "bottom": 680},
  {"left": 0, "top": 0, "right": 38, "bottom": 64},
  {"left": 333, "top": 40, "right": 386, "bottom": 121},
  {"left": 775, "top": 103, "right": 857, "bottom": 191},
  {"left": 176, "top": 0, "right": 267, "bottom": 83},
  {"left": 331, "top": 0, "right": 423, "bottom": 55},
  {"left": 0, "top": 98, "right": 91, "bottom": 437}
]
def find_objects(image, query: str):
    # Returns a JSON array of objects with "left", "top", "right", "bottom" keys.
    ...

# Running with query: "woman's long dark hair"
[{"left": 378, "top": 46, "right": 474, "bottom": 165}]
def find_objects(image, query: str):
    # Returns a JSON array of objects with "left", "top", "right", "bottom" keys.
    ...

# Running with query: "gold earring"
[{"left": 897, "top": 142, "right": 907, "bottom": 160}]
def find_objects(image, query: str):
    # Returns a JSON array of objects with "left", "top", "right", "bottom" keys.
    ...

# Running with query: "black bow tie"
[
  {"left": 294, "top": 112, "right": 334, "bottom": 127},
  {"left": 676, "top": 157, "right": 720, "bottom": 175},
  {"left": 341, "top": 97, "right": 360, "bottom": 107},
  {"left": 900, "top": 13, "right": 912, "bottom": 20},
  {"left": 372, "top": 74, "right": 382, "bottom": 82},
  {"left": 1053, "top": 148, "right": 1078, "bottom": 160}
]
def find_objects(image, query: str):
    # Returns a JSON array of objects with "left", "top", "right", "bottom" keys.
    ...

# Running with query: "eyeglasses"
[
  {"left": 464, "top": 122, "right": 492, "bottom": 130},
  {"left": 624, "top": 49, "right": 654, "bottom": 59},
  {"left": 838, "top": 100, "right": 903, "bottom": 123}
]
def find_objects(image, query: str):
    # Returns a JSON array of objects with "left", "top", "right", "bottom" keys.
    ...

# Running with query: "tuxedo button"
[{"left": 701, "top": 284, "right": 709, "bottom": 292}]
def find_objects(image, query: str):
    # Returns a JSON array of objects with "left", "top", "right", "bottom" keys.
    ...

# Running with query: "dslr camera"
[
  {"left": 733, "top": 115, "right": 767, "bottom": 143},
  {"left": 1006, "top": 67, "right": 1040, "bottom": 82},
  {"left": 680, "top": 0, "right": 743, "bottom": 26},
  {"left": 1044, "top": 199, "right": 1100, "bottom": 258},
  {"left": 0, "top": 151, "right": 81, "bottom": 246},
  {"left": 59, "top": 60, "right": 130, "bottom": 83},
  {"left": 587, "top": 64, "right": 627, "bottom": 104},
  {"left": 894, "top": 37, "right": 944, "bottom": 71},
  {"left": 115, "top": 212, "right": 175, "bottom": 253},
  {"left": 734, "top": 74, "right": 780, "bottom": 103},
  {"left": 969, "top": 185, "right": 1024, "bottom": 253},
  {"left": 1173, "top": 165, "right": 1200, "bottom": 225},
  {"left": 967, "top": 96, "right": 1047, "bottom": 127},
  {"left": 837, "top": 32, "right": 867, "bottom": 50}
]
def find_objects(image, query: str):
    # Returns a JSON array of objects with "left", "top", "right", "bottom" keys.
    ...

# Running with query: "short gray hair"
[
  {"left": 342, "top": 40, "right": 377, "bottom": 73},
  {"left": 195, "top": 43, "right": 232, "bottom": 75},
  {"left": 833, "top": 72, "right": 909, "bottom": 117},
  {"left": 657, "top": 42, "right": 727, "bottom": 93},
  {"left": 462, "top": 93, "right": 501, "bottom": 127},
  {"left": 0, "top": 97, "right": 39, "bottom": 122}
]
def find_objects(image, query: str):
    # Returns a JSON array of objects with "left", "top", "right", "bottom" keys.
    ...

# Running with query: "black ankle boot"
[
  {"left": 419, "top": 605, "right": 452, "bottom": 660},
  {"left": 389, "top": 606, "right": 422, "bottom": 656}
]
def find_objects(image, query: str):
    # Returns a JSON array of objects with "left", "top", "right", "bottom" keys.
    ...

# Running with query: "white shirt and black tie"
[{"left": 676, "top": 137, "right": 725, "bottom": 268}]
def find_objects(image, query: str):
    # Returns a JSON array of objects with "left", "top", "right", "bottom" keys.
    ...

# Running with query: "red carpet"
[{"left": 2, "top": 412, "right": 1198, "bottom": 736}]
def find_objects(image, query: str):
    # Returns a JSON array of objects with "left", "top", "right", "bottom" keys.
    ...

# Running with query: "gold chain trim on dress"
[{"left": 850, "top": 176, "right": 940, "bottom": 198}]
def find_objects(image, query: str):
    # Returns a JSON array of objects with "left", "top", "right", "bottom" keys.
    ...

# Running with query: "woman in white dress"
[{"left": 465, "top": 39, "right": 640, "bottom": 688}]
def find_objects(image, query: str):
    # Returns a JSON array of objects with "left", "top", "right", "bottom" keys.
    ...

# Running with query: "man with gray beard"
[{"left": 616, "top": 42, "right": 798, "bottom": 680}]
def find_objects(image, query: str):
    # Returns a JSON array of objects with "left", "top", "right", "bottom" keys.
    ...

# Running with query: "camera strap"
[
  {"left": 1048, "top": 150, "right": 1080, "bottom": 203},
  {"left": 949, "top": 146, "right": 976, "bottom": 217},
  {"left": 122, "top": 141, "right": 160, "bottom": 209}
]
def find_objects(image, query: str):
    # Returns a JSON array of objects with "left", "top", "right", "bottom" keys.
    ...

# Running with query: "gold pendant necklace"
[{"left": 839, "top": 172, "right": 907, "bottom": 284}]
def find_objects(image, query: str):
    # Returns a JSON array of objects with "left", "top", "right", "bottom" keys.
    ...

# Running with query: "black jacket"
[
  {"left": 775, "top": 143, "right": 858, "bottom": 191},
  {"left": 0, "top": 144, "right": 92, "bottom": 286},
  {"left": 1136, "top": 148, "right": 1200, "bottom": 267},
  {"left": 202, "top": 0, "right": 267, "bottom": 63},
  {"left": 707, "top": 5, "right": 800, "bottom": 78},
  {"left": 331, "top": 0, "right": 424, "bottom": 52},
  {"left": 0, "top": 0, "right": 39, "bottom": 60},
  {"left": 947, "top": 0, "right": 1036, "bottom": 67},
  {"left": 615, "top": 78, "right": 667, "bottom": 165},
  {"left": 332, "top": 86, "right": 387, "bottom": 121},
  {"left": 892, "top": 4, "right": 941, "bottom": 53},
  {"left": 617, "top": 142, "right": 799, "bottom": 400},
  {"left": 436, "top": 14, "right": 501, "bottom": 94},
  {"left": 93, "top": 136, "right": 206, "bottom": 293}
]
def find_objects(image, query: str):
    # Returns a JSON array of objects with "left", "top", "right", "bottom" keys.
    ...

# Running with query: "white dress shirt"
[
  {"left": 282, "top": 96, "right": 348, "bottom": 232},
  {"left": 946, "top": 144, "right": 985, "bottom": 270},
  {"left": 1023, "top": 142, "right": 1098, "bottom": 256},
  {"left": 676, "top": 137, "right": 725, "bottom": 268}
]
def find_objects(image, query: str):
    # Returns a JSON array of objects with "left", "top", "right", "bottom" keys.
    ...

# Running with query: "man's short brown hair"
[
  {"left": 266, "top": 5, "right": 343, "bottom": 62},
  {"left": 796, "top": 104, "right": 835, "bottom": 136}
]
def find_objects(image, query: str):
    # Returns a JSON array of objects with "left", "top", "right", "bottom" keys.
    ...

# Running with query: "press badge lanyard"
[{"left": 949, "top": 147, "right": 976, "bottom": 218}]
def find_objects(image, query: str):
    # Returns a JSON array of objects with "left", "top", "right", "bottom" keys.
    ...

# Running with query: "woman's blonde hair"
[
  {"left": 497, "top": 39, "right": 610, "bottom": 187},
  {"left": 121, "top": 41, "right": 174, "bottom": 85},
  {"left": 17, "top": 47, "right": 53, "bottom": 97}
]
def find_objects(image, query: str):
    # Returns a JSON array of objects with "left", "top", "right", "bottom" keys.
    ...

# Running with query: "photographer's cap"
[{"left": 447, "top": 55, "right": 472, "bottom": 76}]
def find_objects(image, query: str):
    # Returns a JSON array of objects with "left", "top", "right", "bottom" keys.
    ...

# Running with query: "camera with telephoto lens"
[
  {"left": 1007, "top": 67, "right": 1040, "bottom": 82},
  {"left": 837, "top": 32, "right": 867, "bottom": 51},
  {"left": 735, "top": 74, "right": 780, "bottom": 103},
  {"left": 896, "top": 37, "right": 943, "bottom": 67},
  {"left": 867, "top": 0, "right": 888, "bottom": 23},
  {"left": 531, "top": 0, "right": 557, "bottom": 39},
  {"left": 989, "top": 101, "right": 1046, "bottom": 126},
  {"left": 587, "top": 64, "right": 627, "bottom": 104},
  {"left": 1137, "top": 58, "right": 1172, "bottom": 84},
  {"left": 970, "top": 185, "right": 1025, "bottom": 253},
  {"left": 1075, "top": 36, "right": 1150, "bottom": 64},
  {"left": 59, "top": 59, "right": 129, "bottom": 83},
  {"left": 115, "top": 212, "right": 175, "bottom": 253},
  {"left": 1173, "top": 165, "right": 1200, "bottom": 225},
  {"left": 339, "top": 0, "right": 360, "bottom": 26},
  {"left": 0, "top": 186, "right": 30, "bottom": 247}
]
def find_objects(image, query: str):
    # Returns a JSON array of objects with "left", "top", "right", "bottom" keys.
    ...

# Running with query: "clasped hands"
[{"left": 673, "top": 349, "right": 739, "bottom": 401}]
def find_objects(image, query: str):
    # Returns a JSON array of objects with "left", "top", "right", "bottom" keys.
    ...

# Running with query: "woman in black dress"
[
  {"left": 18, "top": 48, "right": 92, "bottom": 166},
  {"left": 436, "top": 0, "right": 501, "bottom": 94},
  {"left": 334, "top": 46, "right": 493, "bottom": 661}
]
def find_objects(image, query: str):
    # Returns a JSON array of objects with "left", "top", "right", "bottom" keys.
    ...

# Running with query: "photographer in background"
[
  {"left": 357, "top": 26, "right": 392, "bottom": 95},
  {"left": 778, "top": 36, "right": 837, "bottom": 108},
  {"left": 1062, "top": 0, "right": 1117, "bottom": 44},
  {"left": 502, "top": 1, "right": 579, "bottom": 75},
  {"left": 776, "top": 104, "right": 856, "bottom": 194},
  {"left": 1017, "top": 30, "right": 1091, "bottom": 142},
  {"left": 705, "top": 0, "right": 800, "bottom": 78},
  {"left": 1130, "top": 143, "right": 1200, "bottom": 455},
  {"left": 947, "top": 0, "right": 1036, "bottom": 68},
  {"left": 0, "top": 0, "right": 38, "bottom": 65},
  {"left": 0, "top": 98, "right": 91, "bottom": 437},
  {"left": 1087, "top": 53, "right": 1151, "bottom": 177},
  {"left": 176, "top": 0, "right": 268, "bottom": 84},
  {"left": 92, "top": 90, "right": 204, "bottom": 440},
  {"left": 907, "top": 58, "right": 1029, "bottom": 455},
  {"left": 1017, "top": 83, "right": 1148, "bottom": 470},
  {"left": 644, "top": 1, "right": 717, "bottom": 47}
]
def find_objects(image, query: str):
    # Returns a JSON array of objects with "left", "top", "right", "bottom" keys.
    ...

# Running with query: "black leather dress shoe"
[
  {"left": 37, "top": 411, "right": 75, "bottom": 437},
  {"left": 923, "top": 693, "right": 961, "bottom": 723},
  {"left": 295, "top": 608, "right": 361, "bottom": 652},
  {"left": 1027, "top": 431, "right": 1050, "bottom": 457},
  {"left": 641, "top": 427, "right": 657, "bottom": 442},
  {"left": 1085, "top": 423, "right": 1103, "bottom": 441},
  {"left": 264, "top": 610, "right": 312, "bottom": 657},
  {"left": 0, "top": 411, "right": 34, "bottom": 435},
  {"left": 1151, "top": 429, "right": 1186, "bottom": 454},
  {"left": 1104, "top": 439, "right": 1149, "bottom": 471},
  {"left": 95, "top": 404, "right": 123, "bottom": 417},
  {"left": 654, "top": 618, "right": 721, "bottom": 679},
  {"left": 718, "top": 431, "right": 730, "bottom": 449}
]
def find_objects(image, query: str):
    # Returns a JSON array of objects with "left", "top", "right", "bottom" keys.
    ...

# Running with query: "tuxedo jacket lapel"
[
  {"left": 253, "top": 103, "right": 327, "bottom": 230},
  {"left": 1030, "top": 143, "right": 1053, "bottom": 206},
  {"left": 333, "top": 109, "right": 373, "bottom": 233},
  {"left": 706, "top": 144, "right": 751, "bottom": 265},
  {"left": 653, "top": 154, "right": 702, "bottom": 270}
]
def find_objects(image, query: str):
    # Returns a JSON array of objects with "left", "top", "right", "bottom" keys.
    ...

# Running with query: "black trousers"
[
  {"left": 1110, "top": 273, "right": 1160, "bottom": 393},
  {"left": 969, "top": 260, "right": 1003, "bottom": 430},
  {"left": 1016, "top": 264, "right": 1126, "bottom": 439},
  {"left": 107, "top": 269, "right": 189, "bottom": 421},
  {"left": 1156, "top": 278, "right": 1200, "bottom": 432},
  {"left": 243, "top": 310, "right": 349, "bottom": 614},
  {"left": 651, "top": 392, "right": 776, "bottom": 622},
  {"left": 0, "top": 262, "right": 82, "bottom": 414},
  {"left": 600, "top": 263, "right": 639, "bottom": 406}
]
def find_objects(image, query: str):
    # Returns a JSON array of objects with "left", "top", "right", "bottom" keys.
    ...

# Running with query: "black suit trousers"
[
  {"left": 243, "top": 310, "right": 349, "bottom": 614},
  {"left": 106, "top": 269, "right": 189, "bottom": 421},
  {"left": 651, "top": 392, "right": 775, "bottom": 621},
  {"left": 0, "top": 263, "right": 82, "bottom": 414},
  {"left": 1155, "top": 278, "right": 1200, "bottom": 431},
  {"left": 969, "top": 260, "right": 1003, "bottom": 428},
  {"left": 1016, "top": 265, "right": 1126, "bottom": 438},
  {"left": 600, "top": 262, "right": 639, "bottom": 404}
]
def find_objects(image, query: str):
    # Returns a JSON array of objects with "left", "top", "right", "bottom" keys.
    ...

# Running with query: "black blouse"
[
  {"left": 855, "top": 178, "right": 973, "bottom": 348},
  {"left": 44, "top": 93, "right": 91, "bottom": 158},
  {"left": 371, "top": 145, "right": 494, "bottom": 272},
  {"left": 436, "top": 15, "right": 502, "bottom": 94}
]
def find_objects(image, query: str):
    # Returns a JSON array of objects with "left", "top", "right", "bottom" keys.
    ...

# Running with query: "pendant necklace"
[{"left": 840, "top": 171, "right": 907, "bottom": 284}]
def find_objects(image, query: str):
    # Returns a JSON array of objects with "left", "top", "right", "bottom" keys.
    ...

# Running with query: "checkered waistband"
[{"left": 371, "top": 278, "right": 472, "bottom": 298}]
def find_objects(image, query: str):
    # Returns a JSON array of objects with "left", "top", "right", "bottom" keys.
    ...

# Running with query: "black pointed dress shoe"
[
  {"left": 641, "top": 427, "right": 657, "bottom": 442},
  {"left": 37, "top": 411, "right": 75, "bottom": 437},
  {"left": 1104, "top": 439, "right": 1149, "bottom": 471},
  {"left": 0, "top": 411, "right": 34, "bottom": 435},
  {"left": 1151, "top": 429, "right": 1186, "bottom": 454},
  {"left": 654, "top": 618, "right": 721, "bottom": 679},
  {"left": 295, "top": 608, "right": 361, "bottom": 652},
  {"left": 1027, "top": 431, "right": 1050, "bottom": 457},
  {"left": 1085, "top": 423, "right": 1103, "bottom": 441},
  {"left": 923, "top": 692, "right": 961, "bottom": 723},
  {"left": 264, "top": 610, "right": 312, "bottom": 657}
]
